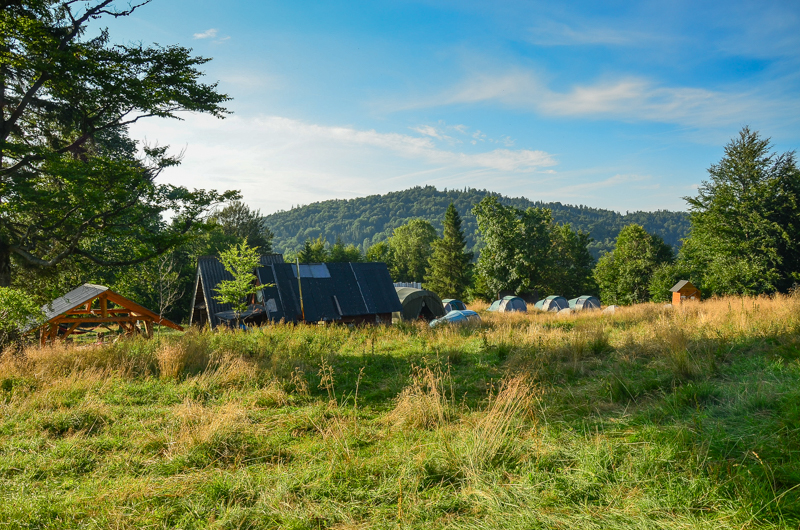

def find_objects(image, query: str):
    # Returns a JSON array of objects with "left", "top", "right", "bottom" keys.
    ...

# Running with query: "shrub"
[{"left": 0, "top": 287, "right": 44, "bottom": 349}]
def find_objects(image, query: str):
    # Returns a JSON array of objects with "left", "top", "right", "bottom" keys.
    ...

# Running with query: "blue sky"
[{"left": 106, "top": 0, "right": 800, "bottom": 213}]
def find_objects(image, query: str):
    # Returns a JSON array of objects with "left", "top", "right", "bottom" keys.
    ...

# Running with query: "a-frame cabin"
[{"left": 190, "top": 254, "right": 286, "bottom": 328}]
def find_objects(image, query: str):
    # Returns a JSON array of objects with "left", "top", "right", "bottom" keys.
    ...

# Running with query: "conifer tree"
[{"left": 424, "top": 203, "right": 473, "bottom": 299}]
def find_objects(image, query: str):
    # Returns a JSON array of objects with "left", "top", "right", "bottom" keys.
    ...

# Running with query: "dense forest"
[{"left": 264, "top": 186, "right": 690, "bottom": 258}]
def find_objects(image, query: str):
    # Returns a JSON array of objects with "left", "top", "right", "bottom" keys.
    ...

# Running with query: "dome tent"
[
  {"left": 442, "top": 299, "right": 467, "bottom": 312},
  {"left": 486, "top": 295, "right": 527, "bottom": 313},
  {"left": 534, "top": 296, "right": 569, "bottom": 312},
  {"left": 430, "top": 310, "right": 481, "bottom": 328},
  {"left": 393, "top": 287, "right": 446, "bottom": 322},
  {"left": 568, "top": 295, "right": 601, "bottom": 311}
]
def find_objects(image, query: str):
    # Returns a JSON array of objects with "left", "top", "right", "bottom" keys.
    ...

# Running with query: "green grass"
[{"left": 1, "top": 296, "right": 799, "bottom": 529}]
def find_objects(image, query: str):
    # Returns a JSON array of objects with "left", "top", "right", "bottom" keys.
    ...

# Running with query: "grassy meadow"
[{"left": 1, "top": 296, "right": 800, "bottom": 529}]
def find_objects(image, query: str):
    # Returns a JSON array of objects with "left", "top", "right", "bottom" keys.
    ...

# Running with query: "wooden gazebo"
[{"left": 34, "top": 284, "right": 183, "bottom": 344}]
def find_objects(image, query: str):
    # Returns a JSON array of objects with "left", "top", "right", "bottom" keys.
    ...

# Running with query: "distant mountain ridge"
[{"left": 263, "top": 186, "right": 690, "bottom": 258}]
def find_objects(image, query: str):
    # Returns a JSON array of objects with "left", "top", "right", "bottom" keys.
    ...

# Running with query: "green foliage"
[
  {"left": 0, "top": 286, "right": 44, "bottom": 347},
  {"left": 365, "top": 240, "right": 393, "bottom": 268},
  {"left": 213, "top": 242, "right": 261, "bottom": 319},
  {"left": 594, "top": 224, "right": 674, "bottom": 305},
  {"left": 296, "top": 236, "right": 329, "bottom": 263},
  {"left": 263, "top": 186, "right": 690, "bottom": 258},
  {"left": 424, "top": 204, "right": 473, "bottom": 300},
  {"left": 295, "top": 236, "right": 364, "bottom": 263},
  {"left": 388, "top": 219, "right": 438, "bottom": 282},
  {"left": 209, "top": 201, "right": 274, "bottom": 252},
  {"left": 546, "top": 223, "right": 598, "bottom": 299},
  {"left": 681, "top": 127, "right": 800, "bottom": 296},
  {"left": 473, "top": 197, "right": 594, "bottom": 300},
  {"left": 0, "top": 1, "right": 235, "bottom": 286}
]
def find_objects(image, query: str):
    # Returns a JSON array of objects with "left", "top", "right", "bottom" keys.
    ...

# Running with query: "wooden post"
[
  {"left": 144, "top": 320, "right": 153, "bottom": 338},
  {"left": 100, "top": 295, "right": 108, "bottom": 318}
]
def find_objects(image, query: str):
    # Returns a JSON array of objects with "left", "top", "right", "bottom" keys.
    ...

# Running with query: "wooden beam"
[
  {"left": 103, "top": 291, "right": 183, "bottom": 331},
  {"left": 100, "top": 295, "right": 108, "bottom": 318},
  {"left": 67, "top": 309, "right": 129, "bottom": 315},
  {"left": 60, "top": 322, "right": 81, "bottom": 340},
  {"left": 52, "top": 316, "right": 154, "bottom": 324}
]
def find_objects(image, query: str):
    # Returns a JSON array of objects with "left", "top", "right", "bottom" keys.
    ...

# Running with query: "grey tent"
[
  {"left": 486, "top": 295, "right": 527, "bottom": 313},
  {"left": 568, "top": 295, "right": 601, "bottom": 311},
  {"left": 534, "top": 295, "right": 569, "bottom": 312},
  {"left": 393, "top": 287, "right": 446, "bottom": 322},
  {"left": 442, "top": 298, "right": 467, "bottom": 312}
]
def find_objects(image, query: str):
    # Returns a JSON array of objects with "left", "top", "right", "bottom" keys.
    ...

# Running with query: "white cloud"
[
  {"left": 193, "top": 28, "right": 218, "bottom": 39},
  {"left": 406, "top": 69, "right": 797, "bottom": 130},
  {"left": 131, "top": 114, "right": 557, "bottom": 214},
  {"left": 527, "top": 21, "right": 654, "bottom": 47}
]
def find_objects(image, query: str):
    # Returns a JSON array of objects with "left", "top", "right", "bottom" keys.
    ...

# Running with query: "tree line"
[{"left": 263, "top": 186, "right": 690, "bottom": 259}]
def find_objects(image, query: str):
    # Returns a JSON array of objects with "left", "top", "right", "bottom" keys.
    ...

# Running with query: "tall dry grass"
[{"left": 384, "top": 364, "right": 454, "bottom": 430}]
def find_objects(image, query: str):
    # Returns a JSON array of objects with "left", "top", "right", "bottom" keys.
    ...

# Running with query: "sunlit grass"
[{"left": 1, "top": 295, "right": 799, "bottom": 528}]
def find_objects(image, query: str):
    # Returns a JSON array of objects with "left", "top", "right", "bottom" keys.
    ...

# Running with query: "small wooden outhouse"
[{"left": 670, "top": 280, "right": 701, "bottom": 306}]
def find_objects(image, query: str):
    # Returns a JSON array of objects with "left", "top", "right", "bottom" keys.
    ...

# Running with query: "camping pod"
[
  {"left": 534, "top": 296, "right": 569, "bottom": 312},
  {"left": 568, "top": 295, "right": 601, "bottom": 311},
  {"left": 442, "top": 298, "right": 467, "bottom": 312},
  {"left": 486, "top": 295, "right": 527, "bottom": 313}
]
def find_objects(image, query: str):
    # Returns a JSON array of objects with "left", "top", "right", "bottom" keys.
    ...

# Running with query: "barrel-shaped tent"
[
  {"left": 442, "top": 299, "right": 467, "bottom": 312},
  {"left": 534, "top": 296, "right": 569, "bottom": 312},
  {"left": 486, "top": 295, "right": 527, "bottom": 313},
  {"left": 393, "top": 287, "right": 446, "bottom": 322},
  {"left": 568, "top": 296, "right": 601, "bottom": 311}
]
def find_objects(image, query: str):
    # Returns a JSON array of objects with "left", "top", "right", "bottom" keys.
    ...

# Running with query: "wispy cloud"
[
  {"left": 527, "top": 21, "right": 654, "bottom": 47},
  {"left": 398, "top": 69, "right": 797, "bottom": 130},
  {"left": 260, "top": 116, "right": 555, "bottom": 171},
  {"left": 193, "top": 28, "right": 218, "bottom": 39},
  {"left": 132, "top": 115, "right": 557, "bottom": 214}
]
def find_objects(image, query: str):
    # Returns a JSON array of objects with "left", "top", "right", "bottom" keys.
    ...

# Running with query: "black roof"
[
  {"left": 193, "top": 256, "right": 399, "bottom": 327},
  {"left": 192, "top": 254, "right": 285, "bottom": 328},
  {"left": 256, "top": 262, "right": 402, "bottom": 323}
]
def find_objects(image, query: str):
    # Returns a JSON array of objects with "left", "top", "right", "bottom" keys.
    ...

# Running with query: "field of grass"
[{"left": 2, "top": 296, "right": 800, "bottom": 529}]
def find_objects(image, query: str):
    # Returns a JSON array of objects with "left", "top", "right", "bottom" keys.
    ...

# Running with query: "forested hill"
[{"left": 264, "top": 186, "right": 689, "bottom": 257}]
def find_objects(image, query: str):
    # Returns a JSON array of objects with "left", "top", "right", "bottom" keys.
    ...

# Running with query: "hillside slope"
[{"left": 264, "top": 186, "right": 689, "bottom": 257}]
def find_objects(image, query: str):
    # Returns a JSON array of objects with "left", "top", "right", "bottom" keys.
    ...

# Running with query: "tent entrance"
[{"left": 419, "top": 303, "right": 436, "bottom": 321}]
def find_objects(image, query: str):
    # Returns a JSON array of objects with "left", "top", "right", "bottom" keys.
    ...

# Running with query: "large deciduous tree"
[
  {"left": 593, "top": 224, "right": 673, "bottom": 305},
  {"left": 424, "top": 203, "right": 472, "bottom": 300},
  {"left": 388, "top": 219, "right": 438, "bottom": 282},
  {"left": 209, "top": 201, "right": 274, "bottom": 253},
  {"left": 0, "top": 0, "right": 236, "bottom": 286},
  {"left": 680, "top": 127, "right": 800, "bottom": 295},
  {"left": 472, "top": 196, "right": 552, "bottom": 299},
  {"left": 546, "top": 223, "right": 596, "bottom": 299}
]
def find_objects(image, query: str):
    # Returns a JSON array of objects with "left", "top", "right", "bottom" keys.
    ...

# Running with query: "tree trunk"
[{"left": 0, "top": 239, "right": 10, "bottom": 287}]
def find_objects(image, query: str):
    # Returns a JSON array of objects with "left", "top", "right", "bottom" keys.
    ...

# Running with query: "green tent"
[{"left": 393, "top": 287, "right": 446, "bottom": 322}]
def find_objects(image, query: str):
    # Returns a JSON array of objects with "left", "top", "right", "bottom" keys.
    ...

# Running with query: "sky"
[{"left": 102, "top": 0, "right": 800, "bottom": 214}]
